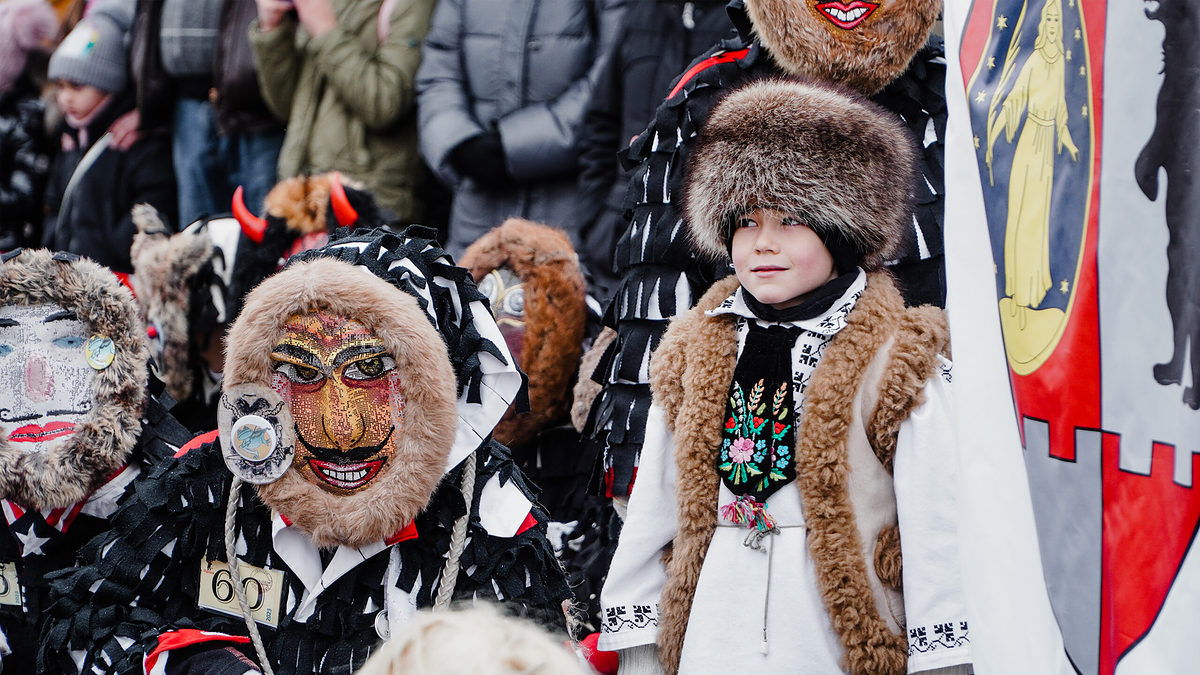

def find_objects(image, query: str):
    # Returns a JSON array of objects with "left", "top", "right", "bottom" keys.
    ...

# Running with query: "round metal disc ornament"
[
  {"left": 218, "top": 384, "right": 295, "bottom": 484},
  {"left": 85, "top": 335, "right": 116, "bottom": 370}
]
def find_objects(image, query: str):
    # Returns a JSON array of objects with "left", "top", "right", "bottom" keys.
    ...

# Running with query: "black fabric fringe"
[{"left": 40, "top": 436, "right": 568, "bottom": 674}]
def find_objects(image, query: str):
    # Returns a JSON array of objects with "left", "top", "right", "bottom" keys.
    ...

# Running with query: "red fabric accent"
[
  {"left": 4, "top": 500, "right": 24, "bottom": 520},
  {"left": 144, "top": 629, "right": 251, "bottom": 673},
  {"left": 176, "top": 430, "right": 219, "bottom": 457},
  {"left": 384, "top": 520, "right": 419, "bottom": 545},
  {"left": 515, "top": 512, "right": 538, "bottom": 536},
  {"left": 579, "top": 632, "right": 618, "bottom": 675},
  {"left": 279, "top": 513, "right": 292, "bottom": 527},
  {"left": 667, "top": 48, "right": 750, "bottom": 99},
  {"left": 112, "top": 271, "right": 135, "bottom": 297}
]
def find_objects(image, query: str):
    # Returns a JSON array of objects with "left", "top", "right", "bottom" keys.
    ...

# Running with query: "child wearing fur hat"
[
  {"left": 598, "top": 79, "right": 971, "bottom": 675},
  {"left": 42, "top": 9, "right": 177, "bottom": 276}
]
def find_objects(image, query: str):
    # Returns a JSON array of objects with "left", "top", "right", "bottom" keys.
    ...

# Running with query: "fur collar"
[{"left": 0, "top": 250, "right": 148, "bottom": 510}]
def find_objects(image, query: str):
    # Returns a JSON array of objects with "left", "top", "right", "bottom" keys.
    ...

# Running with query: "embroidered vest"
[{"left": 648, "top": 273, "right": 949, "bottom": 675}]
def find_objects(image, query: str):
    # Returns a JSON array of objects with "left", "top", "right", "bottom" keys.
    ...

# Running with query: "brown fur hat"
[
  {"left": 684, "top": 78, "right": 917, "bottom": 271},
  {"left": 225, "top": 257, "right": 459, "bottom": 548},
  {"left": 459, "top": 219, "right": 587, "bottom": 448},
  {"left": 744, "top": 0, "right": 939, "bottom": 95},
  {"left": 0, "top": 249, "right": 148, "bottom": 510}
]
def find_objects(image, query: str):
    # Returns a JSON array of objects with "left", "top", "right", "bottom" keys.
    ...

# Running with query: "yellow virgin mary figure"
[{"left": 986, "top": 0, "right": 1079, "bottom": 336}]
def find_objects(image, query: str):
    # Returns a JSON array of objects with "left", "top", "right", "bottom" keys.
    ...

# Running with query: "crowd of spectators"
[{"left": 0, "top": 0, "right": 737, "bottom": 303}]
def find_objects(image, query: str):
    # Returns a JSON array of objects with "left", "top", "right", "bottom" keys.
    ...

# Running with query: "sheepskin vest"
[{"left": 648, "top": 272, "right": 949, "bottom": 675}]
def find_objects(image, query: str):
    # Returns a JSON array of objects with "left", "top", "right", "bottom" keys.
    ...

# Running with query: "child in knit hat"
[
  {"left": 43, "top": 9, "right": 176, "bottom": 277},
  {"left": 599, "top": 78, "right": 972, "bottom": 674},
  {"left": 0, "top": 0, "right": 58, "bottom": 251}
]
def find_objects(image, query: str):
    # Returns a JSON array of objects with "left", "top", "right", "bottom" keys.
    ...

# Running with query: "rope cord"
[
  {"left": 224, "top": 476, "right": 275, "bottom": 675},
  {"left": 434, "top": 451, "right": 476, "bottom": 610}
]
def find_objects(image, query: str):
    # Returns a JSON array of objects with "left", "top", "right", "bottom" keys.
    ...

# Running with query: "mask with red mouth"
[
  {"left": 219, "top": 227, "right": 524, "bottom": 548},
  {"left": 743, "top": 0, "right": 940, "bottom": 94},
  {"left": 0, "top": 250, "right": 148, "bottom": 510}
]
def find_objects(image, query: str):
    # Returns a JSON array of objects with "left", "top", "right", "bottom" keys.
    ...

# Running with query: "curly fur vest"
[{"left": 648, "top": 272, "right": 949, "bottom": 674}]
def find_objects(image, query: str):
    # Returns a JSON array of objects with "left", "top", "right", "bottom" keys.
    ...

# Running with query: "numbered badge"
[
  {"left": 0, "top": 561, "right": 22, "bottom": 608},
  {"left": 197, "top": 558, "right": 285, "bottom": 627},
  {"left": 218, "top": 384, "right": 295, "bottom": 484}
]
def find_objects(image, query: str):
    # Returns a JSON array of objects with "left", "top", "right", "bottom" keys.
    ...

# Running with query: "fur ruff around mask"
[
  {"left": 459, "top": 218, "right": 587, "bottom": 449},
  {"left": 224, "top": 257, "right": 458, "bottom": 548},
  {"left": 684, "top": 78, "right": 917, "bottom": 271},
  {"left": 743, "top": 0, "right": 940, "bottom": 95},
  {"left": 131, "top": 205, "right": 216, "bottom": 403},
  {"left": 0, "top": 250, "right": 148, "bottom": 510}
]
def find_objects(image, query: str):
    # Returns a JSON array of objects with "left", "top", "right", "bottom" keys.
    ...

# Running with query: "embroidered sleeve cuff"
[
  {"left": 907, "top": 619, "right": 972, "bottom": 673},
  {"left": 597, "top": 602, "right": 660, "bottom": 651}
]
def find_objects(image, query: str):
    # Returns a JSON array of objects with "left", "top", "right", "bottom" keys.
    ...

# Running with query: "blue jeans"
[{"left": 172, "top": 98, "right": 284, "bottom": 228}]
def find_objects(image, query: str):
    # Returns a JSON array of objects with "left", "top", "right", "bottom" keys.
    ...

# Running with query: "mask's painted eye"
[
  {"left": 502, "top": 287, "right": 525, "bottom": 316},
  {"left": 477, "top": 274, "right": 499, "bottom": 306},
  {"left": 53, "top": 336, "right": 85, "bottom": 349},
  {"left": 274, "top": 361, "right": 323, "bottom": 384},
  {"left": 0, "top": 344, "right": 11, "bottom": 357},
  {"left": 344, "top": 355, "right": 395, "bottom": 381}
]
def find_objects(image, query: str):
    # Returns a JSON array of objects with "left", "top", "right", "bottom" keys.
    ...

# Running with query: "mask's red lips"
[
  {"left": 815, "top": 0, "right": 878, "bottom": 29},
  {"left": 8, "top": 421, "right": 78, "bottom": 443},
  {"left": 308, "top": 458, "right": 386, "bottom": 490}
]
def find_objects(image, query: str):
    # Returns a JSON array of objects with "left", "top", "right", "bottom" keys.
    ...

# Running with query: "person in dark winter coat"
[
  {"left": 42, "top": 228, "right": 572, "bottom": 674},
  {"left": 580, "top": 0, "right": 946, "bottom": 501},
  {"left": 576, "top": 0, "right": 732, "bottom": 301},
  {"left": 415, "top": 0, "right": 627, "bottom": 258},
  {"left": 129, "top": 0, "right": 285, "bottom": 226},
  {"left": 42, "top": 11, "right": 177, "bottom": 275},
  {"left": 0, "top": 250, "right": 192, "bottom": 673},
  {"left": 0, "top": 0, "right": 57, "bottom": 252}
]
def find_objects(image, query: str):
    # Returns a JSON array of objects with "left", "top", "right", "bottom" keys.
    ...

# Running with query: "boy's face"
[
  {"left": 55, "top": 81, "right": 106, "bottom": 120},
  {"left": 731, "top": 208, "right": 838, "bottom": 310}
]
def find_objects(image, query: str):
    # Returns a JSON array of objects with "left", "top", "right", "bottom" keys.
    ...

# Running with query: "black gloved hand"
[{"left": 447, "top": 130, "right": 514, "bottom": 188}]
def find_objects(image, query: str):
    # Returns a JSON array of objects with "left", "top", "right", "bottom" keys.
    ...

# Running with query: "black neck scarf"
[
  {"left": 717, "top": 323, "right": 803, "bottom": 502},
  {"left": 740, "top": 270, "right": 859, "bottom": 324}
]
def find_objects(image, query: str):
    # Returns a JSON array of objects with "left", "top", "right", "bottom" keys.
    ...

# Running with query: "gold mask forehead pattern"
[{"left": 270, "top": 311, "right": 406, "bottom": 494}]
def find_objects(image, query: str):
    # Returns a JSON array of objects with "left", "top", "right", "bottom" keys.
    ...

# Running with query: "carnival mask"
[
  {"left": 0, "top": 304, "right": 96, "bottom": 455},
  {"left": 270, "top": 311, "right": 406, "bottom": 494},
  {"left": 743, "top": 0, "right": 940, "bottom": 94},
  {"left": 477, "top": 269, "right": 526, "bottom": 365}
]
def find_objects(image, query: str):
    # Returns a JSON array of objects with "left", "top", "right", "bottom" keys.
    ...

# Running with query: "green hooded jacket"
[{"left": 250, "top": 0, "right": 435, "bottom": 221}]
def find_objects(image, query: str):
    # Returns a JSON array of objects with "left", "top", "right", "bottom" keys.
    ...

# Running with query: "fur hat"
[
  {"left": 224, "top": 227, "right": 523, "bottom": 547},
  {"left": 0, "top": 0, "right": 57, "bottom": 92},
  {"left": 459, "top": 218, "right": 587, "bottom": 449},
  {"left": 48, "top": 12, "right": 128, "bottom": 93},
  {"left": 0, "top": 249, "right": 148, "bottom": 510},
  {"left": 683, "top": 78, "right": 917, "bottom": 271},
  {"left": 743, "top": 0, "right": 940, "bottom": 95}
]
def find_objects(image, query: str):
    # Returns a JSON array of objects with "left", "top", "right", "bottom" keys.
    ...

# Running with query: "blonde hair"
[{"left": 356, "top": 605, "right": 589, "bottom": 675}]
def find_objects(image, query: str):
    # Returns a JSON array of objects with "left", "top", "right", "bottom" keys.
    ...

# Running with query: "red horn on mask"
[
  {"left": 232, "top": 186, "right": 267, "bottom": 244},
  {"left": 329, "top": 172, "right": 359, "bottom": 227}
]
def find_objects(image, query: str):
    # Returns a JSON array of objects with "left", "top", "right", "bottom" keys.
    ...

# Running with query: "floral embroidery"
[{"left": 718, "top": 375, "right": 795, "bottom": 498}]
